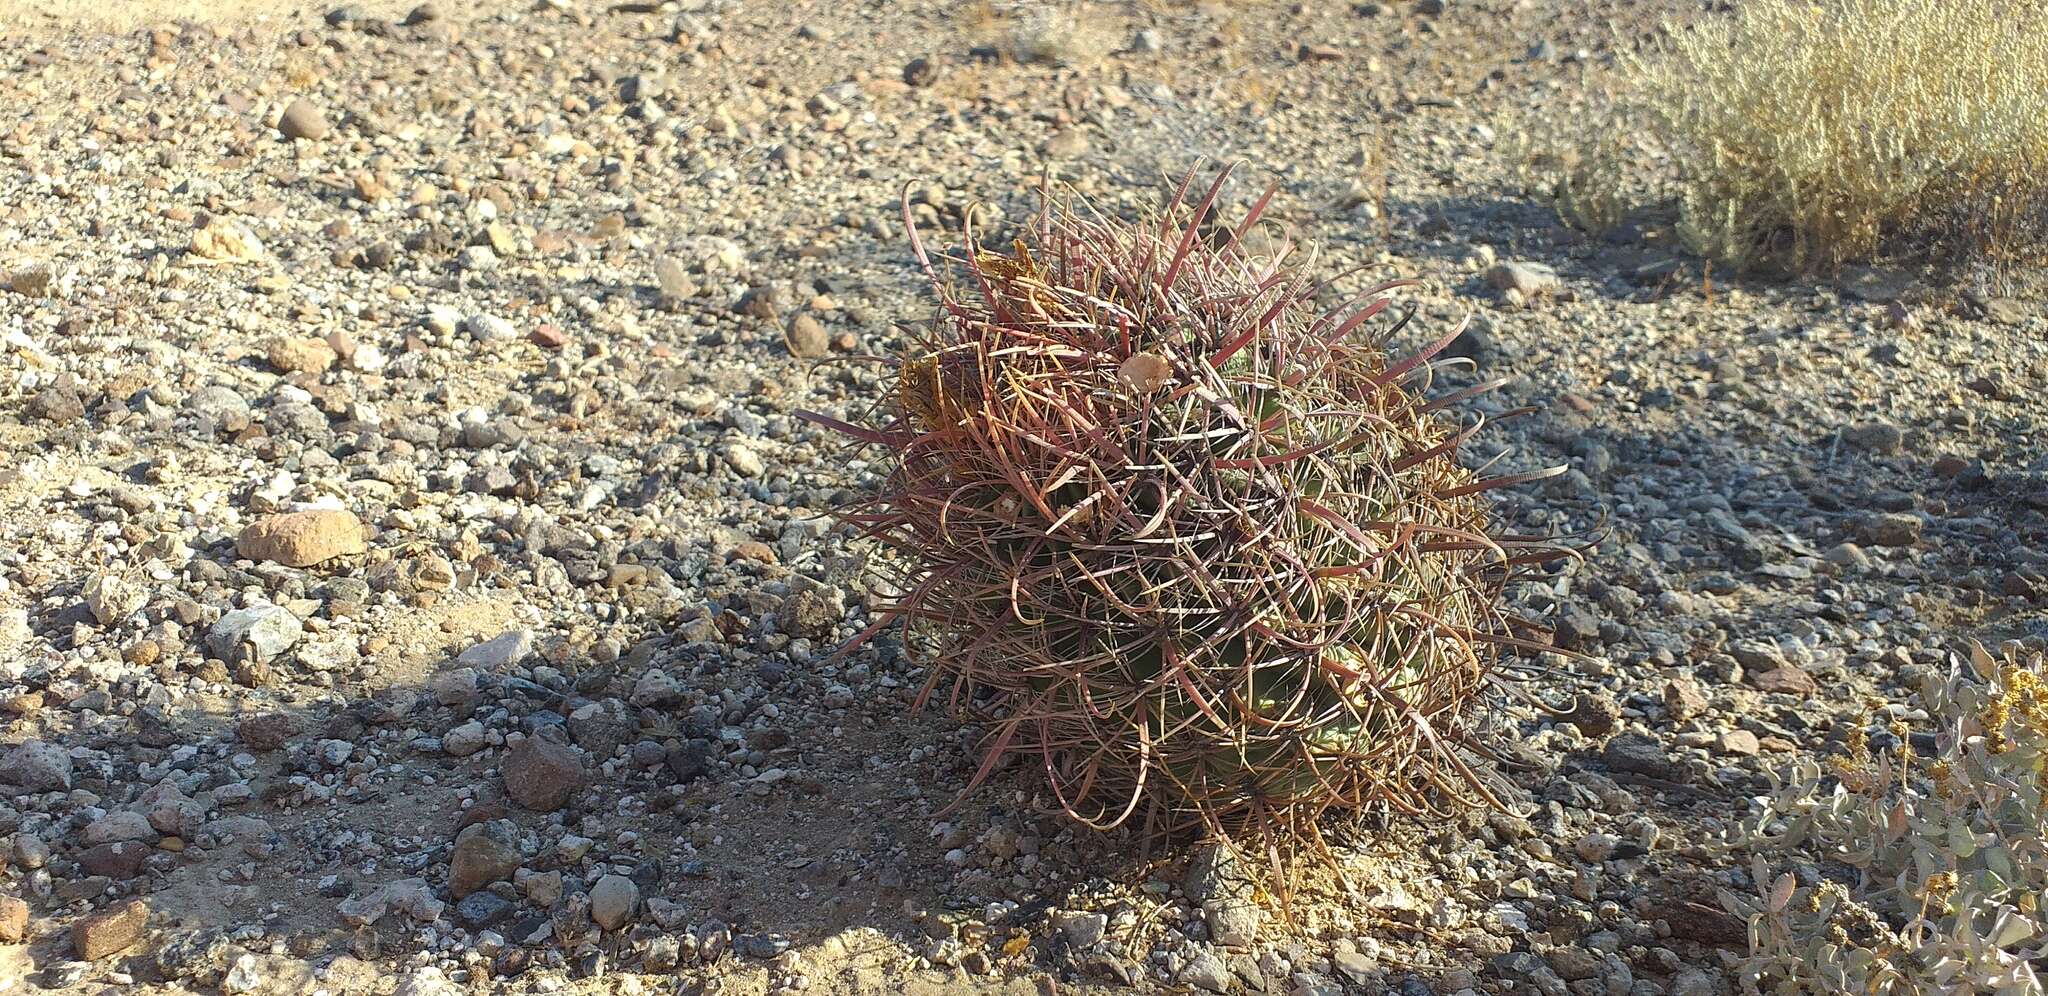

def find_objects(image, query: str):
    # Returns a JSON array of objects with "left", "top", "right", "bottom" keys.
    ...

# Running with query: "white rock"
[
  {"left": 721, "top": 443, "right": 765, "bottom": 478},
  {"left": 1052, "top": 910, "right": 1106, "bottom": 948},
  {"left": 443, "top": 721, "right": 488, "bottom": 757},
  {"left": 5, "top": 740, "right": 73, "bottom": 791},
  {"left": 589, "top": 873, "right": 639, "bottom": 930},
  {"left": 393, "top": 966, "right": 461, "bottom": 996},
  {"left": 207, "top": 604, "right": 303, "bottom": 665},
  {"left": 222, "top": 954, "right": 262, "bottom": 993},
  {"left": 81, "top": 811, "right": 157, "bottom": 845},
  {"left": 465, "top": 312, "right": 518, "bottom": 342},
  {"left": 424, "top": 304, "right": 465, "bottom": 335},
  {"left": 457, "top": 629, "right": 533, "bottom": 670}
]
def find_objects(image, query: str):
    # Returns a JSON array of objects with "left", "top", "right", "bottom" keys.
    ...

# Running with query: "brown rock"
[
  {"left": 731, "top": 540, "right": 777, "bottom": 564},
  {"left": 502, "top": 737, "right": 584, "bottom": 812},
  {"left": 449, "top": 821, "right": 522, "bottom": 899},
  {"left": 1750, "top": 666, "right": 1818, "bottom": 697},
  {"left": 79, "top": 842, "right": 149, "bottom": 880},
  {"left": 1718, "top": 730, "right": 1762, "bottom": 756},
  {"left": 72, "top": 899, "right": 147, "bottom": 960},
  {"left": 1655, "top": 897, "right": 1747, "bottom": 946},
  {"left": 236, "top": 510, "right": 368, "bottom": 567},
  {"left": 784, "top": 314, "right": 829, "bottom": 358},
  {"left": 236, "top": 712, "right": 295, "bottom": 751},
  {"left": 1662, "top": 678, "right": 1710, "bottom": 721},
  {"left": 26, "top": 386, "right": 84, "bottom": 424},
  {"left": 0, "top": 895, "right": 26, "bottom": 942},
  {"left": 277, "top": 98, "right": 330, "bottom": 141},
  {"left": 1562, "top": 690, "right": 1620, "bottom": 737},
  {"left": 265, "top": 336, "right": 337, "bottom": 375},
  {"left": 1857, "top": 512, "right": 1922, "bottom": 547}
]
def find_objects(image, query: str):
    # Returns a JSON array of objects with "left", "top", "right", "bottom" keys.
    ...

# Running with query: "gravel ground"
[{"left": 1, "top": 1, "right": 2044, "bottom": 994}]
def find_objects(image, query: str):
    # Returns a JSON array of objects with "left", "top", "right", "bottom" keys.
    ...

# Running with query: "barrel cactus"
[{"left": 809, "top": 165, "right": 1571, "bottom": 864}]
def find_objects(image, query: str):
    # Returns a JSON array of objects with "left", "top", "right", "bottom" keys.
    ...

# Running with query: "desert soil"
[{"left": 0, "top": 1, "right": 2043, "bottom": 995}]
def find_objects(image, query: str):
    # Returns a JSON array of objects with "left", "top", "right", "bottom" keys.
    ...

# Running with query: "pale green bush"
[{"left": 1734, "top": 644, "right": 2048, "bottom": 995}]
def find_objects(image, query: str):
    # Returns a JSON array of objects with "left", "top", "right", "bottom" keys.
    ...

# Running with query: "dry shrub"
[
  {"left": 978, "top": 1, "right": 1116, "bottom": 66},
  {"left": 1621, "top": 0, "right": 2048, "bottom": 272}
]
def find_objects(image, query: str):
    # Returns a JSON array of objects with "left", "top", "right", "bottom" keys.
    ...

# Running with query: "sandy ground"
[
  {"left": 0, "top": 0, "right": 422, "bottom": 29},
  {"left": 1, "top": 0, "right": 2042, "bottom": 994}
]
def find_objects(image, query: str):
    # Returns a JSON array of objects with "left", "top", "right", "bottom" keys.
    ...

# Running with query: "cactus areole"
[{"left": 802, "top": 164, "right": 1574, "bottom": 860}]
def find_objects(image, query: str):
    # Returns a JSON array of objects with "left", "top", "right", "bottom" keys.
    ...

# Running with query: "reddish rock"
[
  {"left": 72, "top": 899, "right": 147, "bottom": 960},
  {"left": 236, "top": 712, "right": 295, "bottom": 751},
  {"left": 1750, "top": 667, "right": 1818, "bottom": 696},
  {"left": 456, "top": 801, "right": 511, "bottom": 832},
  {"left": 78, "top": 842, "right": 149, "bottom": 880},
  {"left": 0, "top": 895, "right": 26, "bottom": 942},
  {"left": 529, "top": 324, "right": 567, "bottom": 349},
  {"left": 236, "top": 509, "right": 368, "bottom": 567},
  {"left": 502, "top": 738, "right": 584, "bottom": 812}
]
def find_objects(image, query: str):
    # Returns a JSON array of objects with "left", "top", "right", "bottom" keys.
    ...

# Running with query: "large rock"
[
  {"left": 81, "top": 812, "right": 157, "bottom": 846},
  {"left": 140, "top": 782, "right": 207, "bottom": 839},
  {"left": 265, "top": 337, "right": 338, "bottom": 375},
  {"left": 207, "top": 605, "right": 303, "bottom": 666},
  {"left": 0, "top": 895, "right": 26, "bottom": 942},
  {"left": 456, "top": 629, "right": 533, "bottom": 670},
  {"left": 236, "top": 510, "right": 368, "bottom": 567},
  {"left": 503, "top": 737, "right": 584, "bottom": 811},
  {"left": 337, "top": 878, "right": 443, "bottom": 926},
  {"left": 392, "top": 966, "right": 461, "bottom": 996},
  {"left": 589, "top": 874, "right": 638, "bottom": 931},
  {"left": 73, "top": 900, "right": 148, "bottom": 960},
  {"left": 448, "top": 821, "right": 522, "bottom": 899},
  {"left": 79, "top": 841, "right": 151, "bottom": 880},
  {"left": 276, "top": 98, "right": 330, "bottom": 141},
  {"left": 3, "top": 740, "right": 71, "bottom": 791}
]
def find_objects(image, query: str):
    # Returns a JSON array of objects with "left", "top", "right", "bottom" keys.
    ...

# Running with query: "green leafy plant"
[
  {"left": 1736, "top": 644, "right": 2048, "bottom": 995},
  {"left": 805, "top": 164, "right": 1574, "bottom": 876}
]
